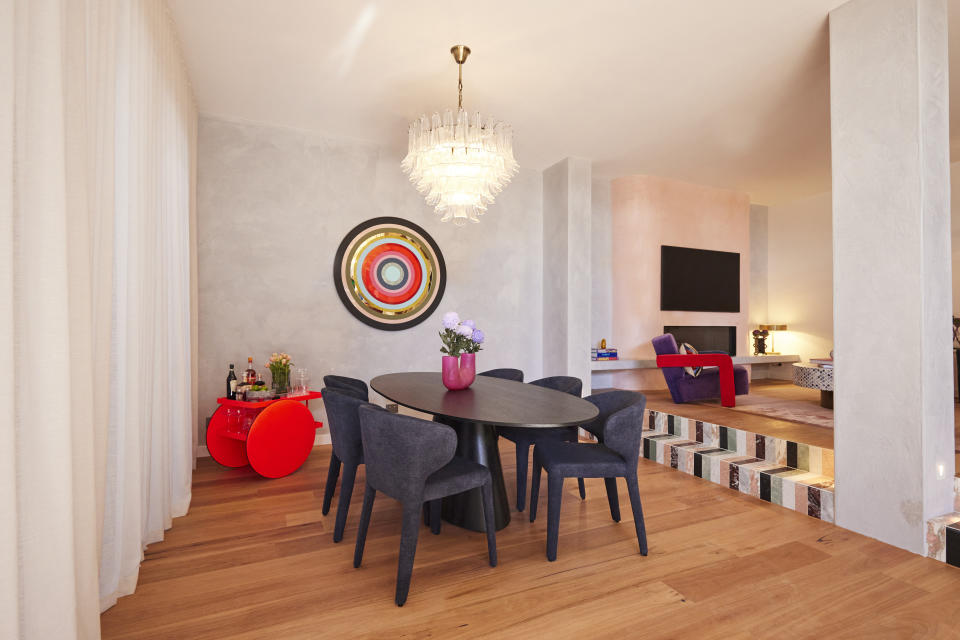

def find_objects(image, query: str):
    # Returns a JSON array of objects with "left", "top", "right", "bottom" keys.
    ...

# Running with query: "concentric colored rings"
[{"left": 333, "top": 217, "right": 446, "bottom": 330}]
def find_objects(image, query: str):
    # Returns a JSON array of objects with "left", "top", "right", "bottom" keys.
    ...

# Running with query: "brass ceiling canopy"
[{"left": 450, "top": 45, "right": 471, "bottom": 64}]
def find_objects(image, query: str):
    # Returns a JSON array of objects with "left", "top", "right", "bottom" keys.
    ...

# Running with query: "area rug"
[
  {"left": 693, "top": 392, "right": 835, "bottom": 429},
  {"left": 730, "top": 400, "right": 835, "bottom": 429}
]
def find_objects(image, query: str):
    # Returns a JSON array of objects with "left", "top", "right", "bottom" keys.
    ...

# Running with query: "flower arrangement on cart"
[{"left": 266, "top": 352, "right": 293, "bottom": 395}]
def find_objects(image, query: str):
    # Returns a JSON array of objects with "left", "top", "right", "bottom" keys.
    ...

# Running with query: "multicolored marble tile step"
[
  {"left": 925, "top": 512, "right": 960, "bottom": 567},
  {"left": 950, "top": 522, "right": 960, "bottom": 568},
  {"left": 643, "top": 412, "right": 835, "bottom": 523},
  {"left": 924, "top": 478, "right": 960, "bottom": 567},
  {"left": 647, "top": 410, "right": 834, "bottom": 479}
]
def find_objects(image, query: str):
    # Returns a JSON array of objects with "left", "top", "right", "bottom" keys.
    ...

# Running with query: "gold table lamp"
[{"left": 758, "top": 324, "right": 788, "bottom": 355}]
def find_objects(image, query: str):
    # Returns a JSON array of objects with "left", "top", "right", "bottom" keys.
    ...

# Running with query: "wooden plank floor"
[{"left": 101, "top": 442, "right": 960, "bottom": 639}]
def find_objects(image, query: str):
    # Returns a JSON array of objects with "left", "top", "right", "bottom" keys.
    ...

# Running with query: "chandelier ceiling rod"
[{"left": 451, "top": 45, "right": 470, "bottom": 110}]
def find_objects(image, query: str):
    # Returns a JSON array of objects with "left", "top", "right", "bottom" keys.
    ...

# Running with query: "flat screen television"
[{"left": 660, "top": 245, "right": 740, "bottom": 312}]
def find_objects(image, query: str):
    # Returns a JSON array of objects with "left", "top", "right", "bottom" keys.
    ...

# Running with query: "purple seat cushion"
[{"left": 651, "top": 333, "right": 749, "bottom": 404}]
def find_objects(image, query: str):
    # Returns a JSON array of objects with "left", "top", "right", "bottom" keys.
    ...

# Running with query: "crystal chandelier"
[{"left": 401, "top": 45, "right": 518, "bottom": 226}]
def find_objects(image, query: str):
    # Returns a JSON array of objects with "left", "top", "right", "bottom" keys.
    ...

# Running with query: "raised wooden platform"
[
  {"left": 644, "top": 379, "right": 960, "bottom": 478},
  {"left": 100, "top": 440, "right": 960, "bottom": 638},
  {"left": 637, "top": 380, "right": 960, "bottom": 566},
  {"left": 643, "top": 410, "right": 834, "bottom": 524},
  {"left": 644, "top": 380, "right": 833, "bottom": 450}
]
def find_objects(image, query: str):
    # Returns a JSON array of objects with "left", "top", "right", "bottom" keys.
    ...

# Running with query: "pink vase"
[{"left": 442, "top": 353, "right": 476, "bottom": 390}]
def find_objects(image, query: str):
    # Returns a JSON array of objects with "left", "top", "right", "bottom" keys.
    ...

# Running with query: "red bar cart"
[{"left": 206, "top": 391, "right": 324, "bottom": 478}]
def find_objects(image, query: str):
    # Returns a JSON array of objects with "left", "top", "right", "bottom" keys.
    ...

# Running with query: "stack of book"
[
  {"left": 810, "top": 357, "right": 833, "bottom": 369},
  {"left": 591, "top": 347, "right": 619, "bottom": 361}
]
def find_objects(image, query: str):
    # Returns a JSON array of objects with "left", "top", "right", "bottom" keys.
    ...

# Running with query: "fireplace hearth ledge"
[{"left": 590, "top": 354, "right": 800, "bottom": 371}]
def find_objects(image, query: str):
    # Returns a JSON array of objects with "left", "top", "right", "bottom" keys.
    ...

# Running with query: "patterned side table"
[{"left": 793, "top": 363, "right": 834, "bottom": 409}]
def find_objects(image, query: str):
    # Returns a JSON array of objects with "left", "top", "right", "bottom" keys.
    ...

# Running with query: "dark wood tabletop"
[{"left": 370, "top": 372, "right": 599, "bottom": 428}]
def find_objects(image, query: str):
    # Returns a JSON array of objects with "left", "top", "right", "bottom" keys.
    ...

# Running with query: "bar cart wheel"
[{"left": 247, "top": 400, "right": 317, "bottom": 478}]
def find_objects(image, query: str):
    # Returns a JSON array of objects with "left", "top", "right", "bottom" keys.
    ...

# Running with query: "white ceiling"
[{"left": 168, "top": 0, "right": 960, "bottom": 206}]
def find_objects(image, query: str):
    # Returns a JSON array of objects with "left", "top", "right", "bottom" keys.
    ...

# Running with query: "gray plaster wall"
[
  {"left": 197, "top": 117, "right": 544, "bottom": 440},
  {"left": 542, "top": 162, "right": 569, "bottom": 377},
  {"left": 590, "top": 177, "right": 614, "bottom": 389},
  {"left": 830, "top": 0, "right": 954, "bottom": 553},
  {"left": 749, "top": 204, "right": 768, "bottom": 328},
  {"left": 566, "top": 159, "right": 593, "bottom": 393},
  {"left": 591, "top": 177, "right": 613, "bottom": 346},
  {"left": 541, "top": 158, "right": 592, "bottom": 392}
]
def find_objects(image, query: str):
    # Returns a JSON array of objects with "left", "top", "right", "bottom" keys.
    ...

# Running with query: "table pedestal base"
[
  {"left": 439, "top": 420, "right": 511, "bottom": 532},
  {"left": 820, "top": 390, "right": 833, "bottom": 409}
]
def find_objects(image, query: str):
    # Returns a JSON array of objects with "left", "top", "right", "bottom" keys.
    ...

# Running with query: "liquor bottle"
[
  {"left": 226, "top": 364, "right": 238, "bottom": 400},
  {"left": 255, "top": 375, "right": 267, "bottom": 397},
  {"left": 244, "top": 356, "right": 257, "bottom": 385}
]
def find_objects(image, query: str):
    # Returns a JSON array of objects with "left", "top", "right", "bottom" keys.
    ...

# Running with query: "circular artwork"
[{"left": 333, "top": 217, "right": 446, "bottom": 331}]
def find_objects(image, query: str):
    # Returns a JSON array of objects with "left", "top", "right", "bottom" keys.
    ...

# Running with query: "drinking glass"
[{"left": 296, "top": 368, "right": 309, "bottom": 395}]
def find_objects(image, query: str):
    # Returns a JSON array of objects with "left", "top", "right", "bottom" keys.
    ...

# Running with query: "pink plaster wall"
[{"left": 610, "top": 175, "right": 751, "bottom": 390}]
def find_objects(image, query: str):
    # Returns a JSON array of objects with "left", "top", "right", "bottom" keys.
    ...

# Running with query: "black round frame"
[{"left": 332, "top": 217, "right": 446, "bottom": 331}]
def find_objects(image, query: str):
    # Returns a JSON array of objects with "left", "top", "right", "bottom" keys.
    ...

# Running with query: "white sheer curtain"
[
  {"left": 2, "top": 1, "right": 198, "bottom": 637},
  {"left": 98, "top": 0, "right": 197, "bottom": 611},
  {"left": 2, "top": 1, "right": 101, "bottom": 637}
]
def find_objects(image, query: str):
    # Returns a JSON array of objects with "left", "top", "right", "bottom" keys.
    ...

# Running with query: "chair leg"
[
  {"left": 480, "top": 480, "right": 498, "bottom": 567},
  {"left": 395, "top": 503, "right": 422, "bottom": 607},
  {"left": 515, "top": 442, "right": 530, "bottom": 511},
  {"left": 566, "top": 430, "right": 586, "bottom": 501},
  {"left": 546, "top": 474, "right": 564, "bottom": 561},
  {"left": 353, "top": 485, "right": 376, "bottom": 568},
  {"left": 604, "top": 477, "right": 621, "bottom": 522},
  {"left": 625, "top": 474, "right": 649, "bottom": 556},
  {"left": 322, "top": 452, "right": 341, "bottom": 515},
  {"left": 529, "top": 455, "right": 543, "bottom": 522},
  {"left": 333, "top": 462, "right": 358, "bottom": 543},
  {"left": 429, "top": 499, "right": 442, "bottom": 535}
]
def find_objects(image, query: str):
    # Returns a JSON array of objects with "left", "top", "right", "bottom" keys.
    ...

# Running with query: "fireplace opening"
[{"left": 663, "top": 325, "right": 737, "bottom": 356}]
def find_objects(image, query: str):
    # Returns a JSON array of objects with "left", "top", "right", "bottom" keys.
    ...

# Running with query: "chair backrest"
[
  {"left": 601, "top": 394, "right": 647, "bottom": 468},
  {"left": 529, "top": 376, "right": 582, "bottom": 397},
  {"left": 358, "top": 405, "right": 456, "bottom": 503},
  {"left": 651, "top": 334, "right": 684, "bottom": 389},
  {"left": 321, "top": 387, "right": 370, "bottom": 464},
  {"left": 651, "top": 333, "right": 680, "bottom": 356},
  {"left": 582, "top": 390, "right": 646, "bottom": 439},
  {"left": 323, "top": 375, "right": 369, "bottom": 401},
  {"left": 478, "top": 368, "right": 525, "bottom": 382}
]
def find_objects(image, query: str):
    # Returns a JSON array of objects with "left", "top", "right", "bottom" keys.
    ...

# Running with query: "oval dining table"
[{"left": 370, "top": 372, "right": 599, "bottom": 532}]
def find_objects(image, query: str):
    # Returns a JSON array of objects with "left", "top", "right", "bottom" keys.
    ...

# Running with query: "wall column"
[
  {"left": 542, "top": 158, "right": 592, "bottom": 392},
  {"left": 830, "top": 0, "right": 953, "bottom": 552}
]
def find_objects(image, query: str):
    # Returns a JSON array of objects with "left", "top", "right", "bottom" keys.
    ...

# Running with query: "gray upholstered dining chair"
[
  {"left": 528, "top": 391, "right": 648, "bottom": 561},
  {"left": 478, "top": 368, "right": 525, "bottom": 382},
  {"left": 575, "top": 390, "right": 649, "bottom": 511},
  {"left": 497, "top": 376, "right": 582, "bottom": 511},
  {"left": 323, "top": 374, "right": 369, "bottom": 401},
  {"left": 353, "top": 406, "right": 498, "bottom": 607},
  {"left": 320, "top": 387, "right": 381, "bottom": 542}
]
